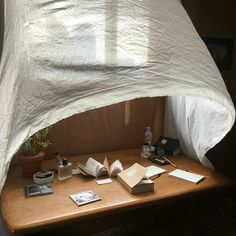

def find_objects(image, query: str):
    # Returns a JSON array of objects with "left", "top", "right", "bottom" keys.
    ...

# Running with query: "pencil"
[
  {"left": 163, "top": 156, "right": 177, "bottom": 168},
  {"left": 150, "top": 174, "right": 160, "bottom": 180}
]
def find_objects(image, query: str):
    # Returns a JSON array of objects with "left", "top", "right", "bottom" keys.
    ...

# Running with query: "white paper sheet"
[
  {"left": 168, "top": 169, "right": 205, "bottom": 184},
  {"left": 145, "top": 165, "right": 167, "bottom": 178}
]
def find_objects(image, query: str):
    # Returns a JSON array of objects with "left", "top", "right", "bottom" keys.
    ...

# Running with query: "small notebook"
[
  {"left": 168, "top": 169, "right": 205, "bottom": 184},
  {"left": 69, "top": 190, "right": 101, "bottom": 206},
  {"left": 145, "top": 165, "right": 166, "bottom": 178}
]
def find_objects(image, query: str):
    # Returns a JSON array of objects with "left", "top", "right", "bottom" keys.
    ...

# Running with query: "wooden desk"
[{"left": 1, "top": 149, "right": 234, "bottom": 235}]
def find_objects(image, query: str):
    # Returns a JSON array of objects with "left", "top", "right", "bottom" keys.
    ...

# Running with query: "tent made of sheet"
[{"left": 0, "top": 0, "right": 235, "bottom": 192}]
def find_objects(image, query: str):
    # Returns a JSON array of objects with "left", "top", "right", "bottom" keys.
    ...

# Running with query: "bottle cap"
[
  {"left": 62, "top": 158, "right": 68, "bottom": 166},
  {"left": 146, "top": 126, "right": 151, "bottom": 131}
]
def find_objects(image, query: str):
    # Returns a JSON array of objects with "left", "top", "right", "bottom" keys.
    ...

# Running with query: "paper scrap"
[{"left": 96, "top": 178, "right": 112, "bottom": 185}]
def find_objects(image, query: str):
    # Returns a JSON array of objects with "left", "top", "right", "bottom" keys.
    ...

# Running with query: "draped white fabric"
[{"left": 0, "top": 0, "right": 235, "bottom": 192}]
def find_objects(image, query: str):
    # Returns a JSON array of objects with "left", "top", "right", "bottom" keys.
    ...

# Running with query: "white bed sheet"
[{"left": 0, "top": 0, "right": 234, "bottom": 192}]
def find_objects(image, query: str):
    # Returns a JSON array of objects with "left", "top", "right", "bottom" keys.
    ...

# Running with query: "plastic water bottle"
[
  {"left": 144, "top": 127, "right": 152, "bottom": 145},
  {"left": 141, "top": 127, "right": 153, "bottom": 159}
]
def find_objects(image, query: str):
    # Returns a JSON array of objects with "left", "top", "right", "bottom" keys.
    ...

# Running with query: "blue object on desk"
[{"left": 156, "top": 147, "right": 165, "bottom": 157}]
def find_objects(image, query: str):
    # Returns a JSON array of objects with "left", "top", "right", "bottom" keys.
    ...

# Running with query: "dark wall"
[{"left": 182, "top": 0, "right": 236, "bottom": 179}]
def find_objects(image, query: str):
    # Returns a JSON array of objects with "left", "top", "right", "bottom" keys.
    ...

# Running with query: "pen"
[
  {"left": 150, "top": 174, "right": 160, "bottom": 180},
  {"left": 163, "top": 156, "right": 177, "bottom": 168}
]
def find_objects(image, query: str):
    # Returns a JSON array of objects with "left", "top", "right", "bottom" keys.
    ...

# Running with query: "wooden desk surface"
[{"left": 1, "top": 149, "right": 234, "bottom": 235}]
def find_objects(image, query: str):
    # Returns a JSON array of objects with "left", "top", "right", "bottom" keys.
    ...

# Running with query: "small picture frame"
[{"left": 202, "top": 37, "right": 233, "bottom": 71}]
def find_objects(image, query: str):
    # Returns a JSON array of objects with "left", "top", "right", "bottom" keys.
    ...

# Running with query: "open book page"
[
  {"left": 137, "top": 178, "right": 153, "bottom": 185},
  {"left": 77, "top": 163, "right": 90, "bottom": 176},
  {"left": 103, "top": 157, "right": 110, "bottom": 174},
  {"left": 96, "top": 166, "right": 108, "bottom": 177},
  {"left": 103, "top": 158, "right": 123, "bottom": 177},
  {"left": 86, "top": 158, "right": 107, "bottom": 177},
  {"left": 109, "top": 160, "right": 123, "bottom": 177}
]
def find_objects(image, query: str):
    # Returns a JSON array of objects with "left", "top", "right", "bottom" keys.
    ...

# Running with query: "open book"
[
  {"left": 77, "top": 157, "right": 123, "bottom": 177},
  {"left": 117, "top": 163, "right": 154, "bottom": 194}
]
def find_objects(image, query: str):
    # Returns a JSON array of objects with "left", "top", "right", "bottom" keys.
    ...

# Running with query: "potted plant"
[{"left": 18, "top": 126, "right": 52, "bottom": 177}]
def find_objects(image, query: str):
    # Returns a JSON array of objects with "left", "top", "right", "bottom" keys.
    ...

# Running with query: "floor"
[
  {"left": 193, "top": 192, "right": 236, "bottom": 236},
  {"left": 0, "top": 214, "right": 9, "bottom": 236}
]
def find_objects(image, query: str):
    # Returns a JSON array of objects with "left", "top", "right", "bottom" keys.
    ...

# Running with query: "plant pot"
[{"left": 18, "top": 152, "right": 45, "bottom": 177}]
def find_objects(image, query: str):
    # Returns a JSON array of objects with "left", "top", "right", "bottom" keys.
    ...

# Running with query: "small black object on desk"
[
  {"left": 149, "top": 156, "right": 169, "bottom": 165},
  {"left": 154, "top": 136, "right": 181, "bottom": 156}
]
